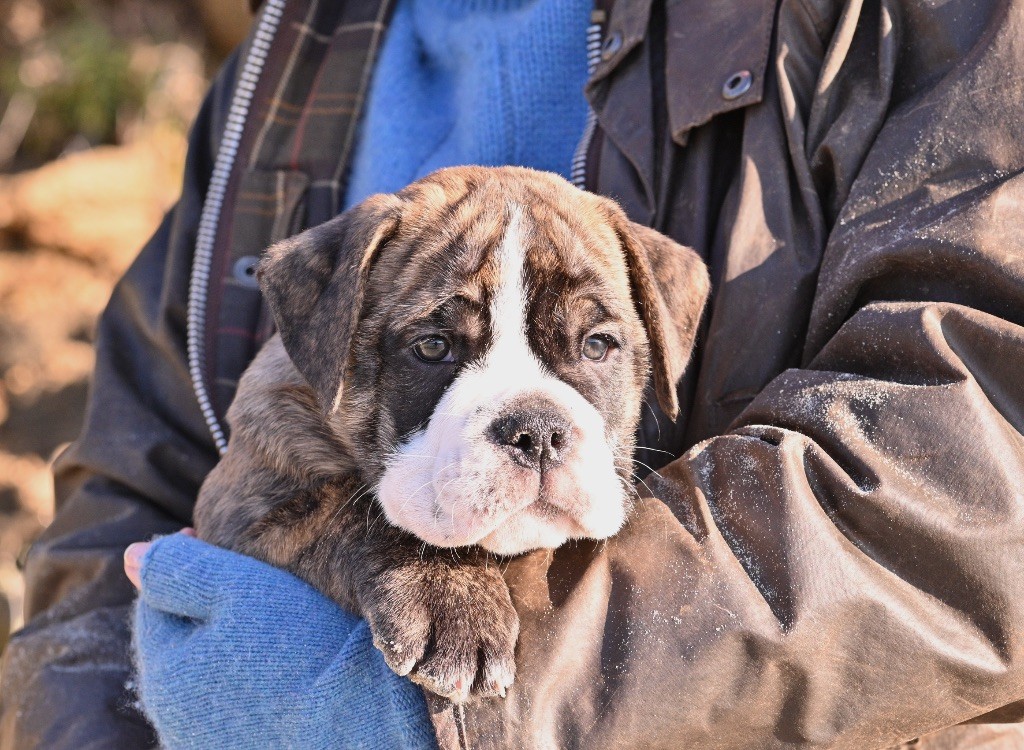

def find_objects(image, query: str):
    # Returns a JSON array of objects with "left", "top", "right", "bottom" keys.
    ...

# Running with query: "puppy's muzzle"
[{"left": 489, "top": 403, "right": 573, "bottom": 472}]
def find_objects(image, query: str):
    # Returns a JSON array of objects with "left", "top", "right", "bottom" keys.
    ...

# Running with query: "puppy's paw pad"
[{"left": 364, "top": 562, "right": 519, "bottom": 701}]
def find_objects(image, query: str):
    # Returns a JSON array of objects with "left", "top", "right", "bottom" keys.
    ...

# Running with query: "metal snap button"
[
  {"left": 233, "top": 255, "right": 261, "bottom": 289},
  {"left": 601, "top": 32, "right": 623, "bottom": 61},
  {"left": 722, "top": 70, "right": 753, "bottom": 100}
]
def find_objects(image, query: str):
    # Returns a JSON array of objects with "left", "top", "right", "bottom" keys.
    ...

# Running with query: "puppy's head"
[{"left": 258, "top": 167, "right": 709, "bottom": 555}]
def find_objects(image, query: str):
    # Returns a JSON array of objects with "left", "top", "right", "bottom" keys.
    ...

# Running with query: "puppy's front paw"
[{"left": 361, "top": 560, "right": 519, "bottom": 703}]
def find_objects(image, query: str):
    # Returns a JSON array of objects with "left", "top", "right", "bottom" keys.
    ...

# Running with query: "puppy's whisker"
[
  {"left": 607, "top": 444, "right": 668, "bottom": 484},
  {"left": 629, "top": 471, "right": 657, "bottom": 500},
  {"left": 617, "top": 474, "right": 642, "bottom": 502},
  {"left": 424, "top": 410, "right": 477, "bottom": 422},
  {"left": 367, "top": 504, "right": 390, "bottom": 536},
  {"left": 326, "top": 481, "right": 369, "bottom": 531},
  {"left": 347, "top": 483, "right": 373, "bottom": 508},
  {"left": 399, "top": 462, "right": 459, "bottom": 516},
  {"left": 307, "top": 481, "right": 370, "bottom": 563},
  {"left": 430, "top": 473, "right": 467, "bottom": 529},
  {"left": 630, "top": 457, "right": 664, "bottom": 477},
  {"left": 608, "top": 444, "right": 675, "bottom": 464},
  {"left": 641, "top": 399, "right": 663, "bottom": 443},
  {"left": 431, "top": 474, "right": 467, "bottom": 537},
  {"left": 633, "top": 445, "right": 676, "bottom": 457},
  {"left": 358, "top": 482, "right": 389, "bottom": 537}
]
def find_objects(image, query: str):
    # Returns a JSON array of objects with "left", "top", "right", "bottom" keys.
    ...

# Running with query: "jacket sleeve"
[
  {"left": 0, "top": 53, "right": 239, "bottom": 750},
  {"left": 458, "top": 4, "right": 1024, "bottom": 749}
]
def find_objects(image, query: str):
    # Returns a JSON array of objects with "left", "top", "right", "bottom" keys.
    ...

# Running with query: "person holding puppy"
[{"left": 4, "top": 0, "right": 1024, "bottom": 748}]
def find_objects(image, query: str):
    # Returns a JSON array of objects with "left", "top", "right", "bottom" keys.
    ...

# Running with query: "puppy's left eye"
[
  {"left": 413, "top": 335, "right": 454, "bottom": 362},
  {"left": 582, "top": 334, "right": 616, "bottom": 362}
]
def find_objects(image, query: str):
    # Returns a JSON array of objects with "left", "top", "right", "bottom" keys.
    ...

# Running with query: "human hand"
[
  {"left": 123, "top": 526, "right": 195, "bottom": 588},
  {"left": 129, "top": 532, "right": 436, "bottom": 750}
]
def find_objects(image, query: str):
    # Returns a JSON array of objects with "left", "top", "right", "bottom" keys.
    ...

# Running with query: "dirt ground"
[{"left": 0, "top": 0, "right": 212, "bottom": 647}]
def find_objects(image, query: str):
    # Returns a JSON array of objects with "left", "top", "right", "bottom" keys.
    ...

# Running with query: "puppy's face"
[
  {"left": 362, "top": 201, "right": 647, "bottom": 554},
  {"left": 259, "top": 167, "right": 708, "bottom": 555}
]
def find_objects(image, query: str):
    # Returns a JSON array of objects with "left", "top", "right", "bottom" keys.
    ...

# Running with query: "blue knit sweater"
[{"left": 343, "top": 0, "right": 591, "bottom": 208}]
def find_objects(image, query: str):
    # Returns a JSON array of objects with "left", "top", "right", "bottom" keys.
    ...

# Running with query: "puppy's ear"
[
  {"left": 612, "top": 210, "right": 710, "bottom": 421},
  {"left": 257, "top": 193, "right": 402, "bottom": 410}
]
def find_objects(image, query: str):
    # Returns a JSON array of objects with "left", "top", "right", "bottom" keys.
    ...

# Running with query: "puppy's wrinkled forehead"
[{"left": 363, "top": 171, "right": 633, "bottom": 324}]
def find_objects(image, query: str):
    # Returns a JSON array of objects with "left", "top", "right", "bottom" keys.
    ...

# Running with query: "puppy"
[{"left": 194, "top": 166, "right": 709, "bottom": 703}]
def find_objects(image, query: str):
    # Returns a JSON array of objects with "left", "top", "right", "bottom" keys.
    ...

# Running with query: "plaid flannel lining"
[{"left": 205, "top": 0, "right": 395, "bottom": 421}]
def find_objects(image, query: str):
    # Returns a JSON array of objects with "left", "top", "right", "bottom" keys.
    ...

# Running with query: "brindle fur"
[{"left": 194, "top": 166, "right": 709, "bottom": 703}]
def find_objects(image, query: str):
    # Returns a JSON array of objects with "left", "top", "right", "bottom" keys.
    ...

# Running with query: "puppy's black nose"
[{"left": 490, "top": 407, "right": 572, "bottom": 471}]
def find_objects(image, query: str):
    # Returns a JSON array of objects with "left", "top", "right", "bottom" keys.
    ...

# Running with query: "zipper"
[
  {"left": 570, "top": 9, "right": 605, "bottom": 189},
  {"left": 187, "top": 0, "right": 287, "bottom": 455}
]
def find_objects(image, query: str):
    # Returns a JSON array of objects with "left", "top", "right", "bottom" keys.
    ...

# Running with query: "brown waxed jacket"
[{"left": 3, "top": 0, "right": 1024, "bottom": 747}]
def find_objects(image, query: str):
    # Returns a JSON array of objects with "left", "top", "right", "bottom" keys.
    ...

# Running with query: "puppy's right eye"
[
  {"left": 412, "top": 336, "right": 453, "bottom": 362},
  {"left": 582, "top": 334, "right": 614, "bottom": 361}
]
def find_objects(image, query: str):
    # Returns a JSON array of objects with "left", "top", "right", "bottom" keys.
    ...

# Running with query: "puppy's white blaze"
[
  {"left": 376, "top": 206, "right": 627, "bottom": 554},
  {"left": 485, "top": 206, "right": 546, "bottom": 379}
]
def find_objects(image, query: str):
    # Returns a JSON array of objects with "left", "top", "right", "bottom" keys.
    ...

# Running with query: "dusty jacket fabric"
[{"left": 3, "top": 0, "right": 1024, "bottom": 747}]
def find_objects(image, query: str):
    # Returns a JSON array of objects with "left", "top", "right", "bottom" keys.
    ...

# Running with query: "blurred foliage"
[
  {"left": 0, "top": 0, "right": 237, "bottom": 171},
  {"left": 1, "top": 13, "right": 149, "bottom": 162},
  {"left": 0, "top": 0, "right": 217, "bottom": 638}
]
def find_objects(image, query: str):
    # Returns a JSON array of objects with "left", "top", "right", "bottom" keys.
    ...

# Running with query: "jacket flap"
[{"left": 664, "top": 0, "right": 776, "bottom": 142}]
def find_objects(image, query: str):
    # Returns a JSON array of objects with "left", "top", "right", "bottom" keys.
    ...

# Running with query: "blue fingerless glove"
[{"left": 132, "top": 533, "right": 437, "bottom": 750}]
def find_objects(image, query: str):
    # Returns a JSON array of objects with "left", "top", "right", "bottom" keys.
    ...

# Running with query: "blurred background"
[{"left": 0, "top": 0, "right": 254, "bottom": 651}]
